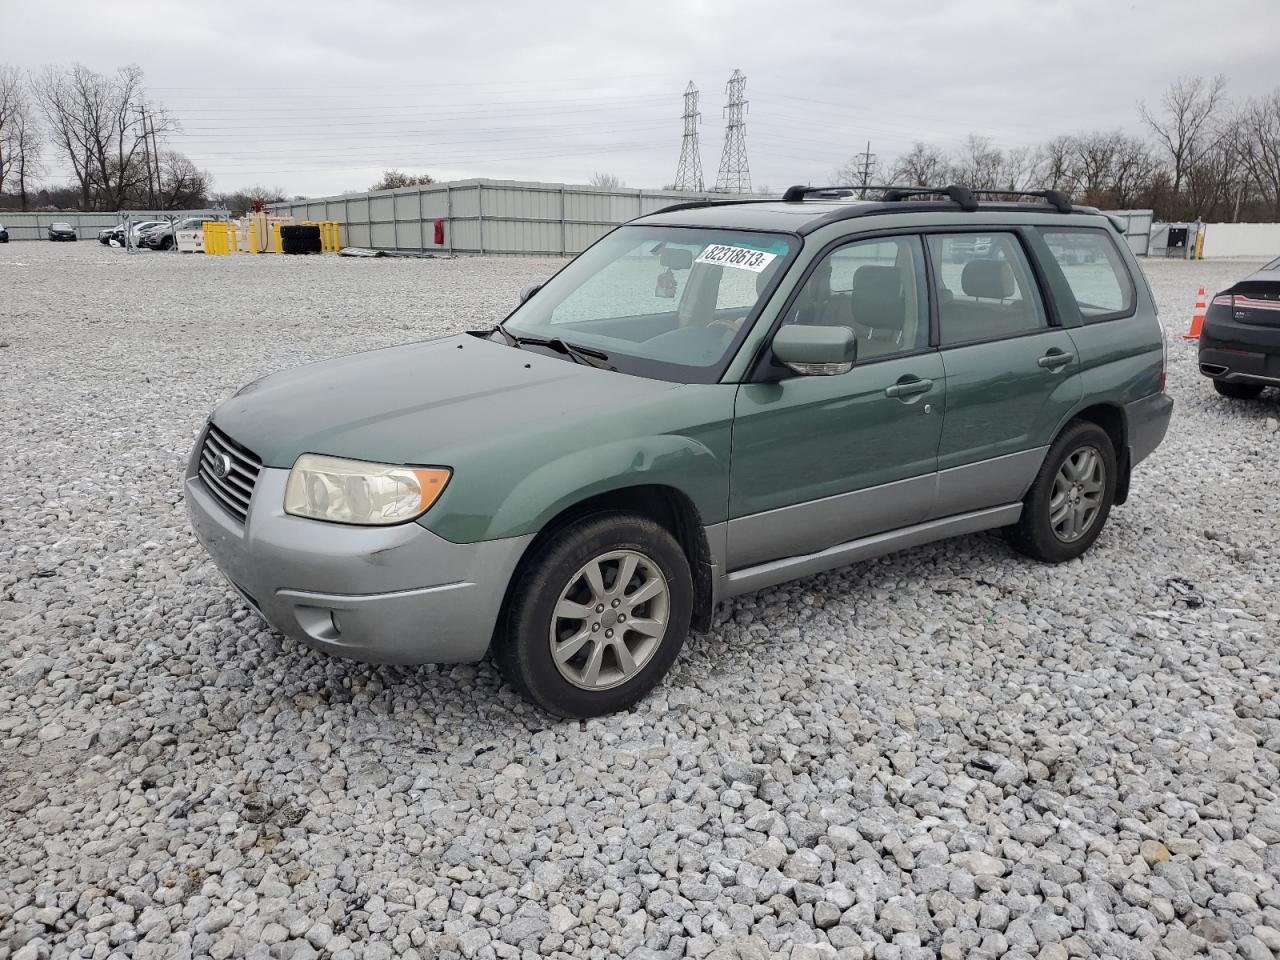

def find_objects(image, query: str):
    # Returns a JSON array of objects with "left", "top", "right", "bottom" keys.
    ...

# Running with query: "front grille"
[{"left": 198, "top": 423, "right": 263, "bottom": 524}]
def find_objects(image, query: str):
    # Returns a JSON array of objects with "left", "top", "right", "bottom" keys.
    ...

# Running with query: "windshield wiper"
[
  {"left": 493, "top": 326, "right": 612, "bottom": 370},
  {"left": 489, "top": 323, "right": 521, "bottom": 348}
]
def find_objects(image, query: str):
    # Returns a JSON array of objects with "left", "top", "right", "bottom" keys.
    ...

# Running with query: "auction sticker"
[{"left": 695, "top": 244, "right": 778, "bottom": 273}]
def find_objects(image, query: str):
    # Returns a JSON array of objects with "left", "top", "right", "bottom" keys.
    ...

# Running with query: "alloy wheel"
[
  {"left": 1049, "top": 445, "right": 1105, "bottom": 543},
  {"left": 548, "top": 549, "right": 670, "bottom": 691}
]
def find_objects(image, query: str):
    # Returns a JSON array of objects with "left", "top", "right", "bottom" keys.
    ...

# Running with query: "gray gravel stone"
[{"left": 1, "top": 248, "right": 1277, "bottom": 959}]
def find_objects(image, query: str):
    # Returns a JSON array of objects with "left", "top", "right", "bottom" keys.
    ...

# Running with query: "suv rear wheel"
[
  {"left": 1006, "top": 420, "right": 1117, "bottom": 563},
  {"left": 495, "top": 512, "right": 693, "bottom": 717},
  {"left": 1214, "top": 379, "right": 1265, "bottom": 400}
]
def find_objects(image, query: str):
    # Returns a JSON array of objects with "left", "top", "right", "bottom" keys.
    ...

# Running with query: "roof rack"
[{"left": 782, "top": 183, "right": 1074, "bottom": 214}]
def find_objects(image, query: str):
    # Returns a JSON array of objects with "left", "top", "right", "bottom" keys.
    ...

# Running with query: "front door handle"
[
  {"left": 884, "top": 378, "right": 934, "bottom": 399},
  {"left": 1038, "top": 350, "right": 1074, "bottom": 370}
]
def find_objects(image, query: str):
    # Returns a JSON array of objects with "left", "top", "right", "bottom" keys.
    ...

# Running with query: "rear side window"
[
  {"left": 928, "top": 233, "right": 1047, "bottom": 346},
  {"left": 1039, "top": 228, "right": 1135, "bottom": 321}
]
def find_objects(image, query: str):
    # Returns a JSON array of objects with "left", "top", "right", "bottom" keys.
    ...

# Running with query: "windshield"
[
  {"left": 1263, "top": 256, "right": 1280, "bottom": 272},
  {"left": 503, "top": 225, "right": 799, "bottom": 383}
]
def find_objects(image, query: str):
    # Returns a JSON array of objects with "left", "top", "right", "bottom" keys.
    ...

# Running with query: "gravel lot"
[{"left": 2, "top": 242, "right": 1278, "bottom": 960}]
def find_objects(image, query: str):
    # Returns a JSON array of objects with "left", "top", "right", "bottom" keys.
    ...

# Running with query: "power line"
[
  {"left": 673, "top": 82, "right": 704, "bottom": 191},
  {"left": 714, "top": 69, "right": 750, "bottom": 194}
]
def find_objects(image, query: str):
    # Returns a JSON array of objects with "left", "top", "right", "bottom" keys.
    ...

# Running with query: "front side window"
[
  {"left": 503, "top": 226, "right": 797, "bottom": 382},
  {"left": 781, "top": 235, "right": 929, "bottom": 361},
  {"left": 1039, "top": 228, "right": 1135, "bottom": 321},
  {"left": 928, "top": 233, "right": 1047, "bottom": 346}
]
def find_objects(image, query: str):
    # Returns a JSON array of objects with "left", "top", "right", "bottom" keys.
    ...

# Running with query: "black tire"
[
  {"left": 1214, "top": 379, "right": 1265, "bottom": 400},
  {"left": 160, "top": 236, "right": 174, "bottom": 250},
  {"left": 1006, "top": 420, "right": 1117, "bottom": 564},
  {"left": 494, "top": 511, "right": 693, "bottom": 718}
]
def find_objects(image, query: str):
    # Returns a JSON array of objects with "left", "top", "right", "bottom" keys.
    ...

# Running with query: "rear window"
[
  {"left": 928, "top": 233, "right": 1048, "bottom": 346},
  {"left": 1039, "top": 228, "right": 1135, "bottom": 321}
]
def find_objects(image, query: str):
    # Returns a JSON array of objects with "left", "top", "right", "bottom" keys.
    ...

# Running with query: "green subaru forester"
[{"left": 188, "top": 185, "right": 1173, "bottom": 717}]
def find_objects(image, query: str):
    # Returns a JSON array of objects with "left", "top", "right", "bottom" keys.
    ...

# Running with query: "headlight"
[{"left": 284, "top": 454, "right": 450, "bottom": 525}]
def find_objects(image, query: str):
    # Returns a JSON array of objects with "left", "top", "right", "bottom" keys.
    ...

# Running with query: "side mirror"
[
  {"left": 519, "top": 283, "right": 541, "bottom": 304},
  {"left": 771, "top": 325, "right": 856, "bottom": 376}
]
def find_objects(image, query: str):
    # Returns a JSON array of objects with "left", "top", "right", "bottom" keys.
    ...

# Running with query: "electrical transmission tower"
[
  {"left": 714, "top": 69, "right": 751, "bottom": 194},
  {"left": 854, "top": 141, "right": 877, "bottom": 197},
  {"left": 673, "top": 82, "right": 705, "bottom": 191}
]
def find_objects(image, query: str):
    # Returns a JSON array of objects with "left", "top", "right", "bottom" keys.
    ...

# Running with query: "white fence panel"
[{"left": 1200, "top": 223, "right": 1280, "bottom": 259}]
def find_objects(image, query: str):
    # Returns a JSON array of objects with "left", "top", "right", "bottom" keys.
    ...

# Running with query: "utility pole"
[
  {"left": 714, "top": 69, "right": 751, "bottom": 194},
  {"left": 147, "top": 110, "right": 163, "bottom": 207},
  {"left": 138, "top": 105, "right": 156, "bottom": 208},
  {"left": 673, "top": 82, "right": 704, "bottom": 192},
  {"left": 854, "top": 141, "right": 877, "bottom": 198}
]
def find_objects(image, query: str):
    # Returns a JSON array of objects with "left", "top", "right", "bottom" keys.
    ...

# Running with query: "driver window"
[{"left": 780, "top": 235, "right": 929, "bottom": 361}]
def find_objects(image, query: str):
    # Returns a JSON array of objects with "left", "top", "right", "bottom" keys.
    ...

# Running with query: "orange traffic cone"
[{"left": 1184, "top": 287, "right": 1206, "bottom": 340}]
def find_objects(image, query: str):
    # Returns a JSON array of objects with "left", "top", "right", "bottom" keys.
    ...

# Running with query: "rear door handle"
[
  {"left": 1038, "top": 351, "right": 1074, "bottom": 370},
  {"left": 884, "top": 378, "right": 934, "bottom": 399}
]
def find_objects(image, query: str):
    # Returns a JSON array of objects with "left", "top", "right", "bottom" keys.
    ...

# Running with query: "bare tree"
[
  {"left": 949, "top": 135, "right": 1004, "bottom": 190},
  {"left": 887, "top": 142, "right": 949, "bottom": 186},
  {"left": 158, "top": 151, "right": 211, "bottom": 208},
  {"left": 1139, "top": 74, "right": 1228, "bottom": 196},
  {"left": 0, "top": 65, "right": 24, "bottom": 193},
  {"left": 588, "top": 171, "right": 624, "bottom": 189},
  {"left": 32, "top": 63, "right": 172, "bottom": 210},
  {"left": 0, "top": 66, "right": 44, "bottom": 208},
  {"left": 1034, "top": 136, "right": 1078, "bottom": 193},
  {"left": 1238, "top": 90, "right": 1280, "bottom": 220},
  {"left": 997, "top": 145, "right": 1039, "bottom": 193}
]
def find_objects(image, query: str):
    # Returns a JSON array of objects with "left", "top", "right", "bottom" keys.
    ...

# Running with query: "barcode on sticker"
[{"left": 694, "top": 244, "right": 778, "bottom": 273}]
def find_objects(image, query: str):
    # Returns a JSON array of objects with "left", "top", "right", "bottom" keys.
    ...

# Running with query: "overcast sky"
[{"left": 8, "top": 0, "right": 1280, "bottom": 197}]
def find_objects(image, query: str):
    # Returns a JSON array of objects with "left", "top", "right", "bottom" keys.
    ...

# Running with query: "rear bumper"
[
  {"left": 186, "top": 455, "right": 531, "bottom": 665},
  {"left": 1199, "top": 320, "right": 1280, "bottom": 386},
  {"left": 1125, "top": 392, "right": 1173, "bottom": 467}
]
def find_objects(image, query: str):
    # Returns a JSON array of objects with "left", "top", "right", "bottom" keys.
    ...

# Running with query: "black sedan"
[
  {"left": 1200, "top": 256, "right": 1280, "bottom": 399},
  {"left": 0, "top": 222, "right": 9, "bottom": 243},
  {"left": 48, "top": 222, "right": 77, "bottom": 241}
]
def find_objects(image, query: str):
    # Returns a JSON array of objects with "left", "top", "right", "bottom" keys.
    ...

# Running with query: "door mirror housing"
[
  {"left": 771, "top": 325, "right": 857, "bottom": 376},
  {"left": 519, "top": 283, "right": 542, "bottom": 304}
]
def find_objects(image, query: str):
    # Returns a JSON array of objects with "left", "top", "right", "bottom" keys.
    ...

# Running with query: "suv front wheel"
[
  {"left": 1006, "top": 420, "right": 1117, "bottom": 563},
  {"left": 495, "top": 512, "right": 693, "bottom": 718}
]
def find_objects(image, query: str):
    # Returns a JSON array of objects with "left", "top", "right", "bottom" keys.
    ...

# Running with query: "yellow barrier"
[
  {"left": 272, "top": 223, "right": 283, "bottom": 255},
  {"left": 248, "top": 221, "right": 258, "bottom": 254},
  {"left": 319, "top": 221, "right": 342, "bottom": 253},
  {"left": 202, "top": 222, "right": 224, "bottom": 256}
]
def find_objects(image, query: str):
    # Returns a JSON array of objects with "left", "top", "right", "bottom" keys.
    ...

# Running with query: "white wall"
[{"left": 1200, "top": 222, "right": 1280, "bottom": 259}]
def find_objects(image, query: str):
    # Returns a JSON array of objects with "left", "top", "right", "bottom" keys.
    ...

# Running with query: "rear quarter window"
[{"left": 1039, "top": 228, "right": 1135, "bottom": 322}]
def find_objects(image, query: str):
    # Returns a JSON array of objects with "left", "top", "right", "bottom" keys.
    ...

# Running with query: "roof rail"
[
  {"left": 968, "top": 189, "right": 1072, "bottom": 213},
  {"left": 782, "top": 184, "right": 901, "bottom": 202},
  {"left": 881, "top": 185, "right": 979, "bottom": 212},
  {"left": 650, "top": 196, "right": 782, "bottom": 215}
]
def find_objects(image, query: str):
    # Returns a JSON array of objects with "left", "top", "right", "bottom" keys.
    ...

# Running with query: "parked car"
[
  {"left": 0, "top": 222, "right": 8, "bottom": 243},
  {"left": 1200, "top": 256, "right": 1280, "bottom": 399},
  {"left": 48, "top": 222, "right": 77, "bottom": 241},
  {"left": 188, "top": 184, "right": 1172, "bottom": 716},
  {"left": 140, "top": 218, "right": 204, "bottom": 250},
  {"left": 98, "top": 223, "right": 125, "bottom": 244}
]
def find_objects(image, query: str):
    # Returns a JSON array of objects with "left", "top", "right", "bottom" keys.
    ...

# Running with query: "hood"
[{"left": 212, "top": 334, "right": 681, "bottom": 468}]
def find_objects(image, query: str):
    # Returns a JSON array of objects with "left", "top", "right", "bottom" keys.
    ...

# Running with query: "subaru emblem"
[{"left": 212, "top": 453, "right": 232, "bottom": 480}]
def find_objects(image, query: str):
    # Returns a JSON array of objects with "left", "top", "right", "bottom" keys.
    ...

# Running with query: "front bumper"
[
  {"left": 185, "top": 450, "right": 531, "bottom": 665},
  {"left": 1124, "top": 391, "right": 1173, "bottom": 467}
]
